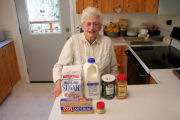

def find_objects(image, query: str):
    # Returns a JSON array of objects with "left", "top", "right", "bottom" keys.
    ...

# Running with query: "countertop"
[
  {"left": 48, "top": 37, "right": 180, "bottom": 120},
  {"left": 111, "top": 37, "right": 167, "bottom": 47},
  {"left": 0, "top": 40, "right": 12, "bottom": 48},
  {"left": 48, "top": 69, "right": 180, "bottom": 120}
]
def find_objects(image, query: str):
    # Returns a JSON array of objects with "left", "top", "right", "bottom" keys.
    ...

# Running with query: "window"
[{"left": 26, "top": 0, "right": 61, "bottom": 34}]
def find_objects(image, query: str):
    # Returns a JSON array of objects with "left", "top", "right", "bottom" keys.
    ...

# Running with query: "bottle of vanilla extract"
[{"left": 116, "top": 74, "right": 127, "bottom": 99}]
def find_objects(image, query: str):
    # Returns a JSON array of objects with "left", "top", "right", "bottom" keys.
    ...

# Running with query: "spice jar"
[
  {"left": 116, "top": 74, "right": 127, "bottom": 99},
  {"left": 102, "top": 74, "right": 115, "bottom": 99},
  {"left": 96, "top": 101, "right": 105, "bottom": 114}
]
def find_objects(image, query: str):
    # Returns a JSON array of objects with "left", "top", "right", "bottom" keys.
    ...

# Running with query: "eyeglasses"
[{"left": 83, "top": 22, "right": 101, "bottom": 27}]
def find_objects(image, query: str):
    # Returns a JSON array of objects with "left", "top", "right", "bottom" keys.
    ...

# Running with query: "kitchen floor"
[{"left": 0, "top": 80, "right": 55, "bottom": 120}]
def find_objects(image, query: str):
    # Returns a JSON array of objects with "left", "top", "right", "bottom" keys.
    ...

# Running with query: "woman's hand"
[{"left": 52, "top": 79, "right": 62, "bottom": 99}]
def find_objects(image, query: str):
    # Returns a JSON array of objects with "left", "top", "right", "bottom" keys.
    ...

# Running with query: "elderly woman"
[{"left": 52, "top": 7, "right": 118, "bottom": 98}]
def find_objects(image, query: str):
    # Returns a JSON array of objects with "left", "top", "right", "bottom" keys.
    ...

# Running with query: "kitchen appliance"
[
  {"left": 169, "top": 27, "right": 180, "bottom": 45},
  {"left": 131, "top": 46, "right": 180, "bottom": 69},
  {"left": 0, "top": 31, "right": 5, "bottom": 42},
  {"left": 126, "top": 50, "right": 150, "bottom": 85},
  {"left": 170, "top": 27, "right": 180, "bottom": 39},
  {"left": 126, "top": 45, "right": 180, "bottom": 85}
]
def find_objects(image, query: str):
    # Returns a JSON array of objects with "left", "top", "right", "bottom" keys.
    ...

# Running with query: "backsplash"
[
  {"left": 74, "top": 12, "right": 159, "bottom": 33},
  {"left": 74, "top": 12, "right": 180, "bottom": 49}
]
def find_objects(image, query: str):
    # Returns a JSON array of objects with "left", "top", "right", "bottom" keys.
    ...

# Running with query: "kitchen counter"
[
  {"left": 48, "top": 37, "right": 179, "bottom": 120},
  {"left": 0, "top": 40, "right": 12, "bottom": 48},
  {"left": 111, "top": 37, "right": 167, "bottom": 46},
  {"left": 48, "top": 69, "right": 180, "bottom": 120}
]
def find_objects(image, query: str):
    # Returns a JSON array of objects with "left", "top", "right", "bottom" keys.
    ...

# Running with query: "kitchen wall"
[
  {"left": 158, "top": 15, "right": 180, "bottom": 49},
  {"left": 75, "top": 12, "right": 159, "bottom": 32},
  {"left": 74, "top": 10, "right": 180, "bottom": 33},
  {"left": 0, "top": 0, "right": 28, "bottom": 82}
]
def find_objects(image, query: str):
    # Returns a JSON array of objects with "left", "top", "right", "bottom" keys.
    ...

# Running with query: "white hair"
[{"left": 81, "top": 7, "right": 103, "bottom": 24}]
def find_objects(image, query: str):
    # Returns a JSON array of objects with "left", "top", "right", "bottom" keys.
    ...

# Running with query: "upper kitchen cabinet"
[
  {"left": 101, "top": 0, "right": 123, "bottom": 13},
  {"left": 123, "top": 0, "right": 145, "bottom": 12},
  {"left": 145, "top": 0, "right": 180, "bottom": 14},
  {"left": 76, "top": 0, "right": 84, "bottom": 14},
  {"left": 76, "top": 0, "right": 124, "bottom": 13},
  {"left": 145, "top": 0, "right": 159, "bottom": 14},
  {"left": 158, "top": 0, "right": 180, "bottom": 15}
]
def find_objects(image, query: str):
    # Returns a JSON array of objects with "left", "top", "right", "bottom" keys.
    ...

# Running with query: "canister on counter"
[
  {"left": 102, "top": 74, "right": 115, "bottom": 99},
  {"left": 116, "top": 74, "right": 127, "bottom": 99}
]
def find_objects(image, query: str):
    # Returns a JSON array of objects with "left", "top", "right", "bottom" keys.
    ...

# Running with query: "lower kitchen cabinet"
[
  {"left": 114, "top": 46, "right": 127, "bottom": 74},
  {"left": 149, "top": 77, "right": 157, "bottom": 84},
  {"left": 0, "top": 41, "right": 20, "bottom": 103}
]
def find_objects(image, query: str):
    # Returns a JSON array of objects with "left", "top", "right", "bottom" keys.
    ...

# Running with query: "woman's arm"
[{"left": 52, "top": 37, "right": 74, "bottom": 98}]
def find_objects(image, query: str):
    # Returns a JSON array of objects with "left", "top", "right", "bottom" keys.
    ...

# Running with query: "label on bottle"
[
  {"left": 117, "top": 85, "right": 127, "bottom": 98},
  {"left": 87, "top": 82, "right": 99, "bottom": 96},
  {"left": 106, "top": 84, "right": 114, "bottom": 95}
]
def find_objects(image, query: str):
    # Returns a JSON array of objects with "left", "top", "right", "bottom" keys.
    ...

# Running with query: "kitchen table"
[{"left": 48, "top": 69, "right": 180, "bottom": 120}]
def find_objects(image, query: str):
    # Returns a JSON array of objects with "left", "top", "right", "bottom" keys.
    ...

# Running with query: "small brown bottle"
[{"left": 116, "top": 74, "right": 127, "bottom": 99}]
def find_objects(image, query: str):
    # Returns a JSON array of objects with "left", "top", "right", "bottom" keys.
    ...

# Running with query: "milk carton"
[{"left": 83, "top": 58, "right": 101, "bottom": 99}]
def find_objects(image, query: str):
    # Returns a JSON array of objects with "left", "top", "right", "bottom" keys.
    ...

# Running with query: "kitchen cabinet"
[
  {"left": 0, "top": 46, "right": 12, "bottom": 103},
  {"left": 76, "top": 0, "right": 84, "bottom": 14},
  {"left": 149, "top": 77, "right": 157, "bottom": 84},
  {"left": 145, "top": 0, "right": 159, "bottom": 14},
  {"left": 76, "top": 0, "right": 123, "bottom": 13},
  {"left": 123, "top": 0, "right": 145, "bottom": 12},
  {"left": 114, "top": 46, "right": 127, "bottom": 74},
  {"left": 0, "top": 42, "right": 20, "bottom": 103},
  {"left": 145, "top": 0, "right": 180, "bottom": 15},
  {"left": 6, "top": 42, "right": 21, "bottom": 86}
]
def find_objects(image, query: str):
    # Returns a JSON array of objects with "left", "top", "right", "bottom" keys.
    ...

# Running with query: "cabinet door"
[
  {"left": 114, "top": 46, "right": 127, "bottom": 74},
  {"left": 124, "top": 0, "right": 145, "bottom": 12},
  {"left": 0, "top": 47, "right": 12, "bottom": 103},
  {"left": 145, "top": 0, "right": 159, "bottom": 14},
  {"left": 149, "top": 77, "right": 157, "bottom": 84},
  {"left": 76, "top": 0, "right": 124, "bottom": 13},
  {"left": 5, "top": 42, "right": 21, "bottom": 87},
  {"left": 101, "top": 0, "right": 123, "bottom": 13},
  {"left": 76, "top": 0, "right": 101, "bottom": 13},
  {"left": 76, "top": 0, "right": 84, "bottom": 14}
]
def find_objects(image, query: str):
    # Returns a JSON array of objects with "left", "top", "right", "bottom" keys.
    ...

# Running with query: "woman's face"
[{"left": 82, "top": 15, "right": 101, "bottom": 41}]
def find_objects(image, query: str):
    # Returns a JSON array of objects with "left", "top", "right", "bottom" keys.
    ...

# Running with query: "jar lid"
[
  {"left": 88, "top": 58, "right": 95, "bottom": 63},
  {"left": 117, "top": 74, "right": 126, "bottom": 81},
  {"left": 102, "top": 74, "right": 115, "bottom": 82},
  {"left": 97, "top": 101, "right": 105, "bottom": 109}
]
